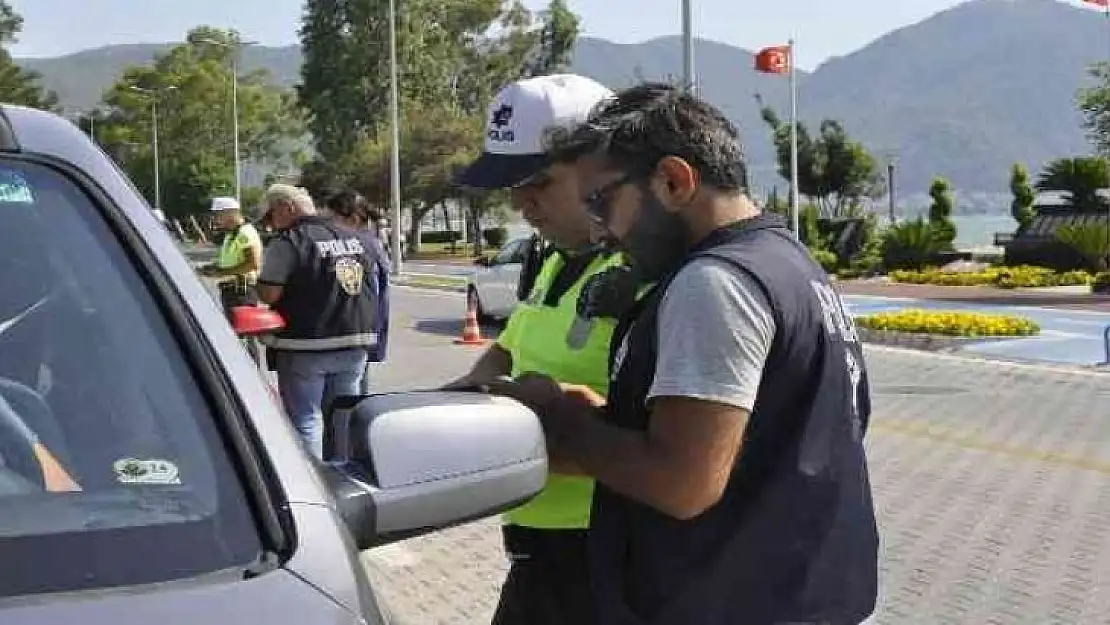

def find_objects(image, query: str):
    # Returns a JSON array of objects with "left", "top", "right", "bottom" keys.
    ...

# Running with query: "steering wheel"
[{"left": 0, "top": 377, "right": 47, "bottom": 491}]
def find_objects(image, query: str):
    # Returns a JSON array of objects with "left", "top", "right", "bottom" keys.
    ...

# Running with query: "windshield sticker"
[
  {"left": 0, "top": 170, "right": 33, "bottom": 203},
  {"left": 113, "top": 458, "right": 181, "bottom": 485}
]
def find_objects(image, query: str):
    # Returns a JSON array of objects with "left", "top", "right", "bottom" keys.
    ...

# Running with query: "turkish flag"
[
  {"left": 755, "top": 46, "right": 791, "bottom": 75},
  {"left": 1084, "top": 0, "right": 1109, "bottom": 7}
]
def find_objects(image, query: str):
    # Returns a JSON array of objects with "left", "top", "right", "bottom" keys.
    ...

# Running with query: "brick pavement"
[{"left": 364, "top": 345, "right": 1110, "bottom": 625}]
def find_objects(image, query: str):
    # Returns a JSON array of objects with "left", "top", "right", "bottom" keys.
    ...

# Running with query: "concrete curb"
[{"left": 857, "top": 327, "right": 1014, "bottom": 352}]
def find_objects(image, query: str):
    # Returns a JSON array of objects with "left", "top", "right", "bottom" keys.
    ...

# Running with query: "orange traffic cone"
[{"left": 454, "top": 296, "right": 490, "bottom": 346}]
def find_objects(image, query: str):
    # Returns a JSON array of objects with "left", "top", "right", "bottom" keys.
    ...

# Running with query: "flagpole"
[{"left": 789, "top": 38, "right": 800, "bottom": 236}]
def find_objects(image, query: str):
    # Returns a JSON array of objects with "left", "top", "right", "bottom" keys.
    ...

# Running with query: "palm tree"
[{"left": 1035, "top": 157, "right": 1109, "bottom": 213}]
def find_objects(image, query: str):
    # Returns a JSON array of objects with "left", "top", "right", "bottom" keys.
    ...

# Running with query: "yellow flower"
[{"left": 855, "top": 309, "right": 1039, "bottom": 337}]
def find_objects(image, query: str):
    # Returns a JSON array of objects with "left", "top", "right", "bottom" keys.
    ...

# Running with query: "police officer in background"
[
  {"left": 443, "top": 74, "right": 640, "bottom": 625},
  {"left": 256, "top": 183, "right": 378, "bottom": 460},
  {"left": 324, "top": 189, "right": 391, "bottom": 396},
  {"left": 198, "top": 196, "right": 263, "bottom": 313},
  {"left": 488, "top": 83, "right": 879, "bottom": 624}
]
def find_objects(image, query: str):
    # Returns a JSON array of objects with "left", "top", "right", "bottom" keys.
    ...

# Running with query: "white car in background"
[{"left": 466, "top": 237, "right": 531, "bottom": 320}]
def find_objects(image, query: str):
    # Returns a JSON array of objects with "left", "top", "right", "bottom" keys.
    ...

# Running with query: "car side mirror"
[
  {"left": 230, "top": 305, "right": 286, "bottom": 337},
  {"left": 323, "top": 391, "right": 547, "bottom": 550}
]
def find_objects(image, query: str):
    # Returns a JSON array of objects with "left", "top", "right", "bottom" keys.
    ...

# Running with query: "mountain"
[{"left": 15, "top": 0, "right": 1108, "bottom": 196}]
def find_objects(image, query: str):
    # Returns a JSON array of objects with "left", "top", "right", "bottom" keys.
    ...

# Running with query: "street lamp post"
[
  {"left": 681, "top": 0, "right": 695, "bottom": 92},
  {"left": 197, "top": 37, "right": 257, "bottom": 203},
  {"left": 128, "top": 85, "right": 176, "bottom": 211},
  {"left": 887, "top": 159, "right": 897, "bottom": 225},
  {"left": 387, "top": 0, "right": 403, "bottom": 274}
]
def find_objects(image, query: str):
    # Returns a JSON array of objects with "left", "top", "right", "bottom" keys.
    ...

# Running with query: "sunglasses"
[{"left": 583, "top": 172, "right": 636, "bottom": 227}]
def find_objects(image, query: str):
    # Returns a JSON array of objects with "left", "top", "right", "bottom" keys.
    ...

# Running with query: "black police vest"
[
  {"left": 268, "top": 216, "right": 378, "bottom": 351},
  {"left": 592, "top": 213, "right": 878, "bottom": 625}
]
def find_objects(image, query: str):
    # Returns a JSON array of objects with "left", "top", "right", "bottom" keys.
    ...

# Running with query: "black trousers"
[{"left": 491, "top": 525, "right": 595, "bottom": 625}]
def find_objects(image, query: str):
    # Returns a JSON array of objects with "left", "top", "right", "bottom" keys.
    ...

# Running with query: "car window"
[
  {"left": 0, "top": 158, "right": 262, "bottom": 597},
  {"left": 492, "top": 239, "right": 526, "bottom": 265}
]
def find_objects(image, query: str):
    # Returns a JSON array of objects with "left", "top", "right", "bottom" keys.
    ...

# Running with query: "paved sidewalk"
[{"left": 364, "top": 346, "right": 1110, "bottom": 624}]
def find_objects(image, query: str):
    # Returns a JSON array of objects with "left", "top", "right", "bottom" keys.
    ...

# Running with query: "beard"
[{"left": 618, "top": 191, "right": 690, "bottom": 283}]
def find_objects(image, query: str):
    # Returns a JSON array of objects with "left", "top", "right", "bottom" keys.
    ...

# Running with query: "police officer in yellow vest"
[
  {"left": 198, "top": 196, "right": 263, "bottom": 312},
  {"left": 447, "top": 74, "right": 640, "bottom": 625}
]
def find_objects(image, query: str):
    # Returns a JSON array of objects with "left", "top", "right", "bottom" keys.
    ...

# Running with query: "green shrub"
[
  {"left": 811, "top": 248, "right": 838, "bottom": 273},
  {"left": 881, "top": 218, "right": 945, "bottom": 271},
  {"left": 1055, "top": 223, "right": 1110, "bottom": 272},
  {"left": 928, "top": 177, "right": 957, "bottom": 250},
  {"left": 889, "top": 265, "right": 1093, "bottom": 288},
  {"left": 1094, "top": 271, "right": 1110, "bottom": 293}
]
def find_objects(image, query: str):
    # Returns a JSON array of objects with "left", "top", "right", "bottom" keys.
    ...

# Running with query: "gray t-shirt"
[{"left": 647, "top": 257, "right": 776, "bottom": 412}]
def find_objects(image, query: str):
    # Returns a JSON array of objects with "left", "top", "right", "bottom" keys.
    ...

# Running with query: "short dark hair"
[{"left": 549, "top": 82, "right": 748, "bottom": 192}]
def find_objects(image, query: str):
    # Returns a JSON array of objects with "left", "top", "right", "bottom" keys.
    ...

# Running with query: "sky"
[{"left": 6, "top": 0, "right": 1105, "bottom": 70}]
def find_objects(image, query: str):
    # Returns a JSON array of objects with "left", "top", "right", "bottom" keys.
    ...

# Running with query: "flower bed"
[
  {"left": 855, "top": 309, "right": 1040, "bottom": 337},
  {"left": 888, "top": 265, "right": 1091, "bottom": 289}
]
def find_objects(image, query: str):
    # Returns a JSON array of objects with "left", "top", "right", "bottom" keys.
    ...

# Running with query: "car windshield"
[{"left": 0, "top": 157, "right": 261, "bottom": 597}]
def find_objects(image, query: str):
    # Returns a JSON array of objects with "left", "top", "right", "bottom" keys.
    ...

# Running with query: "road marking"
[
  {"left": 873, "top": 417, "right": 1110, "bottom": 475},
  {"left": 866, "top": 344, "right": 1109, "bottom": 376}
]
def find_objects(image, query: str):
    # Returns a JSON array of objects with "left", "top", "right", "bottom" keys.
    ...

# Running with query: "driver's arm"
[
  {"left": 33, "top": 443, "right": 80, "bottom": 492},
  {"left": 0, "top": 394, "right": 80, "bottom": 492}
]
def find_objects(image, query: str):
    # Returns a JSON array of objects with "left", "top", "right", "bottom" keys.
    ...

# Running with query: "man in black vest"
[
  {"left": 256, "top": 184, "right": 378, "bottom": 460},
  {"left": 488, "top": 83, "right": 879, "bottom": 624}
]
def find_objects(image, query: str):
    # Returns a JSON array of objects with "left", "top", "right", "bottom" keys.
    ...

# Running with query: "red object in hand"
[{"left": 230, "top": 305, "right": 286, "bottom": 337}]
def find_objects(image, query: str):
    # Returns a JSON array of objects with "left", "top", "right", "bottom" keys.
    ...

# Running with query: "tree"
[
  {"left": 757, "top": 97, "right": 883, "bottom": 217},
  {"left": 297, "top": 0, "right": 577, "bottom": 248},
  {"left": 1009, "top": 163, "right": 1036, "bottom": 231},
  {"left": 1079, "top": 62, "right": 1110, "bottom": 157},
  {"left": 0, "top": 2, "right": 56, "bottom": 110},
  {"left": 298, "top": 0, "right": 363, "bottom": 163},
  {"left": 341, "top": 103, "right": 480, "bottom": 252},
  {"left": 1035, "top": 156, "right": 1109, "bottom": 213},
  {"left": 522, "top": 0, "right": 580, "bottom": 77},
  {"left": 927, "top": 177, "right": 957, "bottom": 250},
  {"left": 98, "top": 27, "right": 304, "bottom": 218}
]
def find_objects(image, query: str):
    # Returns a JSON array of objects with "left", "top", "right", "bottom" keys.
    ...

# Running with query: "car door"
[{"left": 485, "top": 239, "right": 527, "bottom": 316}]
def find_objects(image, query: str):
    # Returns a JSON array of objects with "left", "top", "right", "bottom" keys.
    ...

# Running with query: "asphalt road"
[
  {"left": 361, "top": 286, "right": 1110, "bottom": 624},
  {"left": 845, "top": 295, "right": 1110, "bottom": 366},
  {"left": 393, "top": 258, "right": 1110, "bottom": 367}
]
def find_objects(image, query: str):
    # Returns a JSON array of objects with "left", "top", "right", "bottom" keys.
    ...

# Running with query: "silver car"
[
  {"left": 467, "top": 237, "right": 530, "bottom": 320},
  {"left": 0, "top": 105, "right": 547, "bottom": 623}
]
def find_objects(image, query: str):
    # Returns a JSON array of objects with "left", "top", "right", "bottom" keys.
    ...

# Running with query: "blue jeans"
[{"left": 275, "top": 349, "right": 369, "bottom": 460}]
